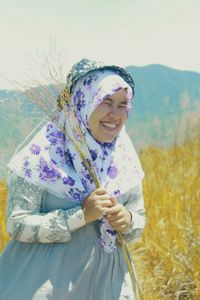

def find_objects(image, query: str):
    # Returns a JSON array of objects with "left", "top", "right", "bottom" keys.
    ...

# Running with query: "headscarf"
[{"left": 8, "top": 69, "right": 144, "bottom": 253}]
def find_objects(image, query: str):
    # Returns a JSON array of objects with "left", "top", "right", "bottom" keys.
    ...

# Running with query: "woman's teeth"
[{"left": 102, "top": 122, "right": 117, "bottom": 128}]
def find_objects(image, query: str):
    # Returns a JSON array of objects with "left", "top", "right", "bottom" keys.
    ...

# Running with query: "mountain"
[
  {"left": 0, "top": 64, "right": 200, "bottom": 176},
  {"left": 125, "top": 64, "right": 200, "bottom": 149},
  {"left": 126, "top": 64, "right": 200, "bottom": 121}
]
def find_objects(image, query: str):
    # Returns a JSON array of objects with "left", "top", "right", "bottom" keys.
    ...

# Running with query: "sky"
[{"left": 0, "top": 0, "right": 200, "bottom": 89}]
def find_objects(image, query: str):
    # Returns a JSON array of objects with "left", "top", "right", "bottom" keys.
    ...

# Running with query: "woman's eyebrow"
[
  {"left": 120, "top": 100, "right": 128, "bottom": 105},
  {"left": 104, "top": 97, "right": 112, "bottom": 101},
  {"left": 104, "top": 97, "right": 127, "bottom": 104}
]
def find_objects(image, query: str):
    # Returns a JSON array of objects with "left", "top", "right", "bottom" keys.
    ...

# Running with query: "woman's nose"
[{"left": 108, "top": 107, "right": 121, "bottom": 118}]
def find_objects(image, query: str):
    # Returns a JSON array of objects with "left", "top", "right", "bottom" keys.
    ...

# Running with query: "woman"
[{"left": 0, "top": 58, "right": 146, "bottom": 299}]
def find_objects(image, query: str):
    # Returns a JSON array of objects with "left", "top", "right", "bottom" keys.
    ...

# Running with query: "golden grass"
[
  {"left": 131, "top": 137, "right": 200, "bottom": 299},
  {"left": 0, "top": 180, "right": 9, "bottom": 252},
  {"left": 0, "top": 137, "right": 199, "bottom": 299}
]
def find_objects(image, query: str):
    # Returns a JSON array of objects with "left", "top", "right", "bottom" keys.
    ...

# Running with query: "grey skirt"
[{"left": 0, "top": 222, "right": 137, "bottom": 300}]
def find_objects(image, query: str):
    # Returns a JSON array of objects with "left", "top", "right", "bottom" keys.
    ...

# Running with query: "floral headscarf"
[{"left": 8, "top": 68, "right": 144, "bottom": 253}]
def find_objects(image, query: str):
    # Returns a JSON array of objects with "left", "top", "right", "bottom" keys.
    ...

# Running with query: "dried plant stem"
[{"left": 118, "top": 232, "right": 144, "bottom": 300}]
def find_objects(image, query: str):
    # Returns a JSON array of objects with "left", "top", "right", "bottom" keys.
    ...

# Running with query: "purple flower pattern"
[
  {"left": 46, "top": 124, "right": 65, "bottom": 146},
  {"left": 39, "top": 157, "right": 61, "bottom": 182},
  {"left": 30, "top": 144, "right": 41, "bottom": 155},
  {"left": 89, "top": 148, "right": 98, "bottom": 161},
  {"left": 46, "top": 123, "right": 53, "bottom": 131},
  {"left": 22, "top": 157, "right": 32, "bottom": 178},
  {"left": 62, "top": 176, "right": 75, "bottom": 186},
  {"left": 114, "top": 189, "right": 121, "bottom": 197},
  {"left": 56, "top": 147, "right": 64, "bottom": 158},
  {"left": 83, "top": 73, "right": 99, "bottom": 91},
  {"left": 68, "top": 188, "right": 86, "bottom": 204},
  {"left": 107, "top": 165, "right": 118, "bottom": 179},
  {"left": 73, "top": 89, "right": 86, "bottom": 112}
]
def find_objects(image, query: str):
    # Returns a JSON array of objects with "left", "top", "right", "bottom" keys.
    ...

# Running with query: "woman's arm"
[
  {"left": 121, "top": 182, "right": 146, "bottom": 245},
  {"left": 6, "top": 173, "right": 85, "bottom": 243}
]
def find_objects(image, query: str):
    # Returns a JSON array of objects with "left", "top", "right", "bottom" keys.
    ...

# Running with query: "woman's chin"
[
  {"left": 89, "top": 127, "right": 120, "bottom": 143},
  {"left": 94, "top": 134, "right": 117, "bottom": 144}
]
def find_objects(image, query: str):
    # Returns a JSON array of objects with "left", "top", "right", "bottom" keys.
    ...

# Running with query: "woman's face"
[{"left": 89, "top": 88, "right": 129, "bottom": 143}]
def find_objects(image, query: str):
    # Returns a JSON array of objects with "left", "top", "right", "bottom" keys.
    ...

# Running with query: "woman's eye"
[{"left": 104, "top": 102, "right": 112, "bottom": 106}]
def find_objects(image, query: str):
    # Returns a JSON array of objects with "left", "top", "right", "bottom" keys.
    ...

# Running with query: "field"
[{"left": 0, "top": 137, "right": 199, "bottom": 299}]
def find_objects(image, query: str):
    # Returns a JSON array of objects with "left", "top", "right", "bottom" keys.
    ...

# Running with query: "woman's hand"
[
  {"left": 104, "top": 203, "right": 132, "bottom": 231},
  {"left": 82, "top": 188, "right": 115, "bottom": 224}
]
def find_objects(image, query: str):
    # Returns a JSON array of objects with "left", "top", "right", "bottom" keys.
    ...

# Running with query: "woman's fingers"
[
  {"left": 96, "top": 194, "right": 113, "bottom": 201},
  {"left": 100, "top": 199, "right": 114, "bottom": 207},
  {"left": 104, "top": 204, "right": 121, "bottom": 215},
  {"left": 109, "top": 220, "right": 129, "bottom": 231},
  {"left": 104, "top": 204, "right": 132, "bottom": 230},
  {"left": 109, "top": 218, "right": 125, "bottom": 227},
  {"left": 110, "top": 196, "right": 117, "bottom": 205},
  {"left": 92, "top": 187, "right": 108, "bottom": 195},
  {"left": 106, "top": 213, "right": 121, "bottom": 221}
]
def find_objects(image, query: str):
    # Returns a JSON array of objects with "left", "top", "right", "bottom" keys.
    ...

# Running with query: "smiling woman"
[
  {"left": 89, "top": 88, "right": 129, "bottom": 143},
  {"left": 0, "top": 58, "right": 146, "bottom": 300}
]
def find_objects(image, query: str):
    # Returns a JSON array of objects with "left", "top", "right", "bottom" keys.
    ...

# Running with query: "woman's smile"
[
  {"left": 89, "top": 89, "right": 128, "bottom": 143},
  {"left": 101, "top": 121, "right": 120, "bottom": 130}
]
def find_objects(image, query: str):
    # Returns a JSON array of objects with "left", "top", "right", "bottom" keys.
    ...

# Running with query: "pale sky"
[{"left": 0, "top": 0, "right": 200, "bottom": 89}]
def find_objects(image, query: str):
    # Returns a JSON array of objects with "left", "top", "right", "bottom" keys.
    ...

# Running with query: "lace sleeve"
[
  {"left": 6, "top": 173, "right": 85, "bottom": 243},
  {"left": 121, "top": 182, "right": 146, "bottom": 245}
]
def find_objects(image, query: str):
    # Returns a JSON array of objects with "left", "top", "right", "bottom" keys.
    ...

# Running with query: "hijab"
[{"left": 8, "top": 68, "right": 144, "bottom": 253}]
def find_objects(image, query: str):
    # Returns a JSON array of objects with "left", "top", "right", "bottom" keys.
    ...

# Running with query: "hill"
[{"left": 125, "top": 64, "right": 200, "bottom": 149}]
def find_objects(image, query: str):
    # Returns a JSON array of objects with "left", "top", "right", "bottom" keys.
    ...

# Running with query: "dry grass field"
[
  {"left": 131, "top": 137, "right": 200, "bottom": 299},
  {"left": 0, "top": 181, "right": 9, "bottom": 252},
  {"left": 0, "top": 137, "right": 199, "bottom": 299}
]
